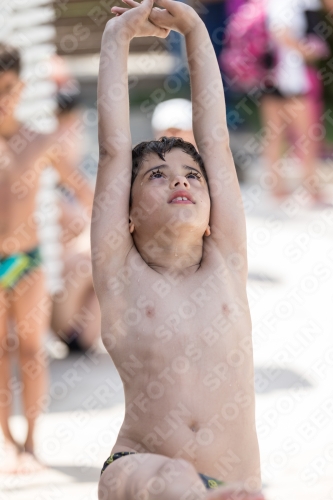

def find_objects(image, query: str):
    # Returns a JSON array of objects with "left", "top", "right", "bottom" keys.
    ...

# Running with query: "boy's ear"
[
  {"left": 129, "top": 217, "right": 135, "bottom": 234},
  {"left": 204, "top": 224, "right": 211, "bottom": 237}
]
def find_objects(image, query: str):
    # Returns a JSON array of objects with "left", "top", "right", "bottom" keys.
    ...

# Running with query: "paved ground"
[{"left": 1, "top": 108, "right": 333, "bottom": 500}]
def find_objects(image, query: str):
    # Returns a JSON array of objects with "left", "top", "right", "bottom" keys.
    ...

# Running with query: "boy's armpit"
[
  {"left": 202, "top": 152, "right": 247, "bottom": 272},
  {"left": 91, "top": 152, "right": 134, "bottom": 284}
]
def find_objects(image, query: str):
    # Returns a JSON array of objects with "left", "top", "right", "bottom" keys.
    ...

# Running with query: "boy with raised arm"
[{"left": 93, "top": 0, "right": 265, "bottom": 498}]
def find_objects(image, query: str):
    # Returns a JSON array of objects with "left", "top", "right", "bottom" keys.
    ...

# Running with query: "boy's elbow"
[{"left": 99, "top": 142, "right": 131, "bottom": 160}]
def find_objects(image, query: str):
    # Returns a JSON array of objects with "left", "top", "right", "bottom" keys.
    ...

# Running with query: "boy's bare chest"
[
  {"left": 104, "top": 261, "right": 251, "bottom": 356},
  {"left": 0, "top": 137, "right": 46, "bottom": 200},
  {"left": 0, "top": 137, "right": 48, "bottom": 242}
]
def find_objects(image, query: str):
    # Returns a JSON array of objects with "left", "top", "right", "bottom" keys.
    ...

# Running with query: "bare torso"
[
  {"left": 0, "top": 126, "right": 52, "bottom": 254},
  {"left": 102, "top": 242, "right": 259, "bottom": 483}
]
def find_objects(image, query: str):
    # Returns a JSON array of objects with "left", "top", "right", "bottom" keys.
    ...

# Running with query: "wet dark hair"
[
  {"left": 131, "top": 136, "right": 208, "bottom": 190},
  {"left": 57, "top": 82, "right": 81, "bottom": 114},
  {"left": 0, "top": 43, "right": 21, "bottom": 75}
]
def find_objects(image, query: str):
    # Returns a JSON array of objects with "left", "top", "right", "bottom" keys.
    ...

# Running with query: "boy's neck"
[
  {"left": 0, "top": 116, "right": 21, "bottom": 139},
  {"left": 134, "top": 236, "right": 204, "bottom": 277}
]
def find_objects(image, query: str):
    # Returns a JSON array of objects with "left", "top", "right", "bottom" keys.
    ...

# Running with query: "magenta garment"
[{"left": 226, "top": 0, "right": 247, "bottom": 16}]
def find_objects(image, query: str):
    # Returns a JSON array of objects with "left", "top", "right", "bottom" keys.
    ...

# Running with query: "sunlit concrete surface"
[{"left": 244, "top": 186, "right": 333, "bottom": 500}]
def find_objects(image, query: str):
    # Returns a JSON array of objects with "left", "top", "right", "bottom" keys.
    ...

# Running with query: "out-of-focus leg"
[
  {"left": 287, "top": 95, "right": 322, "bottom": 200},
  {"left": 260, "top": 95, "right": 289, "bottom": 197},
  {"left": 11, "top": 268, "right": 50, "bottom": 470},
  {"left": 51, "top": 252, "right": 100, "bottom": 349},
  {"left": 0, "top": 286, "right": 21, "bottom": 473}
]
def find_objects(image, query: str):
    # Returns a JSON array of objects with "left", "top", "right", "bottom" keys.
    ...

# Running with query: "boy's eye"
[
  {"left": 149, "top": 170, "right": 164, "bottom": 179},
  {"left": 187, "top": 171, "right": 201, "bottom": 180}
]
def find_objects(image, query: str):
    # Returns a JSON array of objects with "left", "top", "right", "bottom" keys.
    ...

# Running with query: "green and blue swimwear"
[
  {"left": 0, "top": 247, "right": 42, "bottom": 289},
  {"left": 101, "top": 452, "right": 224, "bottom": 490}
]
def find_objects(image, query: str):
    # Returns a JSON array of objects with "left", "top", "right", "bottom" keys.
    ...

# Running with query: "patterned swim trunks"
[
  {"left": 0, "top": 247, "right": 42, "bottom": 289},
  {"left": 101, "top": 452, "right": 224, "bottom": 490}
]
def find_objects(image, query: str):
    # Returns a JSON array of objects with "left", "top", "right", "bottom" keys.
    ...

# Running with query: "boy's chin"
[
  {"left": 135, "top": 218, "right": 207, "bottom": 241},
  {"left": 132, "top": 207, "right": 209, "bottom": 238},
  {"left": 167, "top": 205, "right": 207, "bottom": 225}
]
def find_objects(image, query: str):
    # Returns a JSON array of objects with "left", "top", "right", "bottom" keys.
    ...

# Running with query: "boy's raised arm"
[
  {"left": 185, "top": 21, "right": 247, "bottom": 271},
  {"left": 91, "top": 18, "right": 133, "bottom": 287},
  {"left": 98, "top": 25, "right": 132, "bottom": 157},
  {"left": 149, "top": 0, "right": 247, "bottom": 272},
  {"left": 92, "top": 0, "right": 169, "bottom": 288}
]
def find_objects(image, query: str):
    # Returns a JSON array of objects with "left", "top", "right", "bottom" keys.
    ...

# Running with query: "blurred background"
[{"left": 1, "top": 0, "right": 333, "bottom": 499}]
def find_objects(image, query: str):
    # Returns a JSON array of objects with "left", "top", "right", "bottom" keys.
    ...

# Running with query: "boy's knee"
[
  {"left": 173, "top": 458, "right": 193, "bottom": 471},
  {"left": 0, "top": 332, "right": 18, "bottom": 356},
  {"left": 151, "top": 459, "right": 202, "bottom": 500},
  {"left": 157, "top": 458, "right": 197, "bottom": 484},
  {"left": 99, "top": 467, "right": 123, "bottom": 500},
  {"left": 158, "top": 459, "right": 184, "bottom": 482}
]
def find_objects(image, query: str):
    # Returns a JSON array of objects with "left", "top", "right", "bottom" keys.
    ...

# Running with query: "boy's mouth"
[{"left": 168, "top": 191, "right": 194, "bottom": 204}]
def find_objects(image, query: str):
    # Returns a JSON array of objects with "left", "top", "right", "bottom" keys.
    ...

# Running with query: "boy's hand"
[
  {"left": 150, "top": 0, "right": 202, "bottom": 35},
  {"left": 110, "top": 0, "right": 170, "bottom": 38},
  {"left": 111, "top": 0, "right": 202, "bottom": 37}
]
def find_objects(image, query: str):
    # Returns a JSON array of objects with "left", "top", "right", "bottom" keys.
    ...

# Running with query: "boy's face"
[
  {"left": 0, "top": 70, "right": 23, "bottom": 120},
  {"left": 130, "top": 149, "right": 211, "bottom": 243}
]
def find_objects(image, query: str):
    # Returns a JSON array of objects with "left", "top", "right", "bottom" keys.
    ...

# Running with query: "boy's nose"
[{"left": 170, "top": 176, "right": 190, "bottom": 189}]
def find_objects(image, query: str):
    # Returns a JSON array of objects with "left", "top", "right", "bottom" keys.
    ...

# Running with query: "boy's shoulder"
[
  {"left": 112, "top": 243, "right": 235, "bottom": 291},
  {"left": 1, "top": 123, "right": 49, "bottom": 154},
  {"left": 0, "top": 126, "right": 59, "bottom": 188},
  {"left": 4, "top": 125, "right": 64, "bottom": 170}
]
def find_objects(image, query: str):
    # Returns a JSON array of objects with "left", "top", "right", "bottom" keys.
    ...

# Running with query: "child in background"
[
  {"left": 0, "top": 44, "right": 93, "bottom": 473},
  {"left": 261, "top": 0, "right": 329, "bottom": 202},
  {"left": 49, "top": 55, "right": 99, "bottom": 352}
]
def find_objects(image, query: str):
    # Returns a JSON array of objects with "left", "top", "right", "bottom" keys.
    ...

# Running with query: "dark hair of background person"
[
  {"left": 56, "top": 83, "right": 81, "bottom": 114},
  {"left": 0, "top": 43, "right": 21, "bottom": 75}
]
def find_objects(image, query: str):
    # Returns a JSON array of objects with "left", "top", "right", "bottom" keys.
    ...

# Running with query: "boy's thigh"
[
  {"left": 10, "top": 269, "right": 50, "bottom": 351},
  {"left": 99, "top": 453, "right": 198, "bottom": 500}
]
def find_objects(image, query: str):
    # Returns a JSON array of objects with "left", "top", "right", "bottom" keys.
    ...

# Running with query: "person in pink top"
[
  {"left": 261, "top": 0, "right": 330, "bottom": 203},
  {"left": 225, "top": 0, "right": 246, "bottom": 16}
]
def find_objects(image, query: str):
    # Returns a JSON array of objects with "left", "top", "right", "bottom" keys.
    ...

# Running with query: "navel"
[
  {"left": 145, "top": 306, "right": 155, "bottom": 318},
  {"left": 222, "top": 303, "right": 230, "bottom": 315}
]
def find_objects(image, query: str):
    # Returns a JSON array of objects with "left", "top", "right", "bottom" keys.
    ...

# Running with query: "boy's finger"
[
  {"left": 122, "top": 0, "right": 140, "bottom": 6},
  {"left": 137, "top": 0, "right": 154, "bottom": 13},
  {"left": 149, "top": 9, "right": 166, "bottom": 24},
  {"left": 149, "top": 8, "right": 172, "bottom": 27},
  {"left": 141, "top": 0, "right": 154, "bottom": 6},
  {"left": 157, "top": 27, "right": 171, "bottom": 38},
  {"left": 111, "top": 7, "right": 128, "bottom": 14},
  {"left": 154, "top": 0, "right": 174, "bottom": 9}
]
